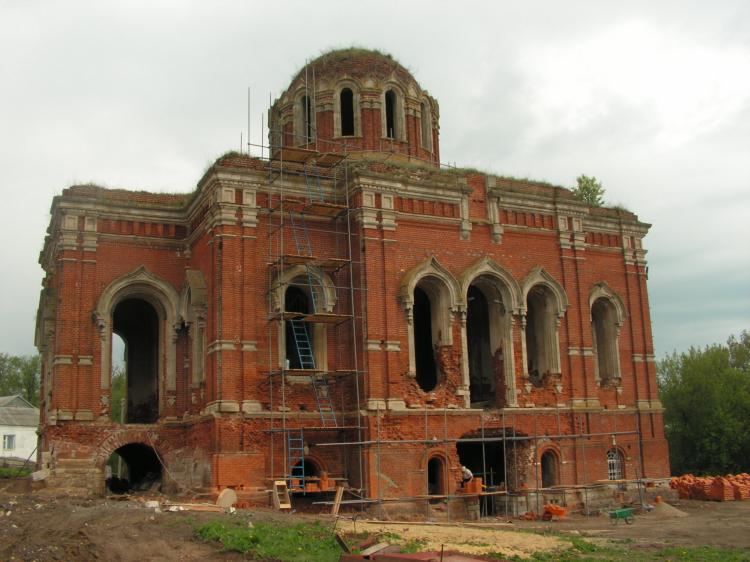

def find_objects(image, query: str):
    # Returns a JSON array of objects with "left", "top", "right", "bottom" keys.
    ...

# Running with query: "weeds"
[{"left": 196, "top": 519, "right": 341, "bottom": 562}]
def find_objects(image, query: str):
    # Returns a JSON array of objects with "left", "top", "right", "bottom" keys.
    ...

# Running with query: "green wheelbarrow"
[{"left": 608, "top": 507, "right": 635, "bottom": 525}]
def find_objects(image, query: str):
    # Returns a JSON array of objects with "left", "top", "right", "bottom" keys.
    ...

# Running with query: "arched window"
[
  {"left": 467, "top": 285, "right": 493, "bottom": 403},
  {"left": 541, "top": 450, "right": 559, "bottom": 487},
  {"left": 592, "top": 297, "right": 621, "bottom": 384},
  {"left": 607, "top": 448, "right": 624, "bottom": 480},
  {"left": 340, "top": 88, "right": 354, "bottom": 136},
  {"left": 385, "top": 89, "right": 397, "bottom": 139},
  {"left": 300, "top": 95, "right": 313, "bottom": 143},
  {"left": 113, "top": 298, "right": 159, "bottom": 424},
  {"left": 414, "top": 286, "right": 438, "bottom": 391},
  {"left": 525, "top": 285, "right": 560, "bottom": 386},
  {"left": 285, "top": 286, "right": 313, "bottom": 370},
  {"left": 420, "top": 101, "right": 432, "bottom": 150}
]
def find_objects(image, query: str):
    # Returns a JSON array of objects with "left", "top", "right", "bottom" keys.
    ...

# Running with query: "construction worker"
[{"left": 461, "top": 465, "right": 473, "bottom": 487}]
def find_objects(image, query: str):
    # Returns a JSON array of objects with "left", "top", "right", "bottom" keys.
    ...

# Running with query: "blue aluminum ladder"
[
  {"left": 312, "top": 374, "right": 337, "bottom": 427},
  {"left": 287, "top": 428, "right": 306, "bottom": 491},
  {"left": 290, "top": 319, "right": 315, "bottom": 370}
]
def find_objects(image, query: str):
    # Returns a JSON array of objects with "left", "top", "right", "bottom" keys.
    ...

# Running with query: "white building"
[{"left": 0, "top": 395, "right": 39, "bottom": 465}]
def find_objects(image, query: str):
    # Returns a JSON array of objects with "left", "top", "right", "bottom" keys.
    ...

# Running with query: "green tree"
[
  {"left": 572, "top": 174, "right": 606, "bottom": 206},
  {"left": 111, "top": 365, "right": 126, "bottom": 423},
  {"left": 0, "top": 353, "right": 40, "bottom": 406},
  {"left": 658, "top": 331, "right": 750, "bottom": 475}
]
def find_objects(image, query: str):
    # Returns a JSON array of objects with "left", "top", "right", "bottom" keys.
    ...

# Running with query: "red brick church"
[{"left": 35, "top": 48, "right": 669, "bottom": 511}]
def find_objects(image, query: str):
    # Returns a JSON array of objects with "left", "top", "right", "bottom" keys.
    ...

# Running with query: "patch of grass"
[
  {"left": 400, "top": 538, "right": 428, "bottom": 553},
  {"left": 0, "top": 467, "right": 31, "bottom": 478},
  {"left": 195, "top": 519, "right": 342, "bottom": 562}
]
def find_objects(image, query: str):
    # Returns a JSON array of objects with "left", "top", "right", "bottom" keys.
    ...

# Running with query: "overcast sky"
[{"left": 1, "top": 1, "right": 748, "bottom": 359}]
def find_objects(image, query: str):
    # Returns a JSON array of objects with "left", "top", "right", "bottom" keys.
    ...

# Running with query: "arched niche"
[{"left": 180, "top": 269, "right": 207, "bottom": 386}]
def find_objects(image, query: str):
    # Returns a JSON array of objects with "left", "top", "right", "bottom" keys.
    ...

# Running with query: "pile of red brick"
[{"left": 670, "top": 474, "right": 750, "bottom": 501}]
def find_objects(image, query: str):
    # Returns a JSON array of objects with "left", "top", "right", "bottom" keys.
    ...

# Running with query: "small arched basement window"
[
  {"left": 607, "top": 448, "right": 624, "bottom": 480},
  {"left": 385, "top": 89, "right": 397, "bottom": 139},
  {"left": 592, "top": 297, "right": 621, "bottom": 384},
  {"left": 340, "top": 88, "right": 354, "bottom": 136}
]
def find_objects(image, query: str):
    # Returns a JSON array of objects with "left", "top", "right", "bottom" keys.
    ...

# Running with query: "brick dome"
[{"left": 270, "top": 48, "right": 440, "bottom": 165}]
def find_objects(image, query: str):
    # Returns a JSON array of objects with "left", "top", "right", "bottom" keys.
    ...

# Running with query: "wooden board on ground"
[
  {"left": 273, "top": 480, "right": 292, "bottom": 510},
  {"left": 331, "top": 486, "right": 344, "bottom": 516}
]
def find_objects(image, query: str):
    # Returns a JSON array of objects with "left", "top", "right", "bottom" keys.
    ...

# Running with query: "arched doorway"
[
  {"left": 427, "top": 456, "right": 446, "bottom": 503},
  {"left": 113, "top": 298, "right": 159, "bottom": 423},
  {"left": 105, "top": 443, "right": 162, "bottom": 493},
  {"left": 540, "top": 450, "right": 559, "bottom": 488}
]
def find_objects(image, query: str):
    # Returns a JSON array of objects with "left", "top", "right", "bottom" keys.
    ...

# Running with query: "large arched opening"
[
  {"left": 525, "top": 284, "right": 558, "bottom": 386},
  {"left": 413, "top": 285, "right": 438, "bottom": 391},
  {"left": 113, "top": 298, "right": 159, "bottom": 424},
  {"left": 105, "top": 443, "right": 162, "bottom": 494}
]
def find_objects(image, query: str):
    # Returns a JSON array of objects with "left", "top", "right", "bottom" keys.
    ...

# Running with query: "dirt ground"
[
  {"left": 514, "top": 497, "right": 750, "bottom": 550},
  {"left": 1, "top": 482, "right": 750, "bottom": 561}
]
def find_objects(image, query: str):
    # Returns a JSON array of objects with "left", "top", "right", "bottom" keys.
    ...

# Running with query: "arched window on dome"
[
  {"left": 300, "top": 95, "right": 313, "bottom": 144},
  {"left": 385, "top": 89, "right": 397, "bottom": 139},
  {"left": 340, "top": 88, "right": 354, "bottom": 137},
  {"left": 420, "top": 102, "right": 432, "bottom": 151}
]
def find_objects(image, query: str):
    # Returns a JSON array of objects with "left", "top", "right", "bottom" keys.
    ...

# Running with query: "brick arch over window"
[
  {"left": 458, "top": 257, "right": 523, "bottom": 407},
  {"left": 520, "top": 267, "right": 569, "bottom": 384},
  {"left": 95, "top": 429, "right": 165, "bottom": 468},
  {"left": 589, "top": 282, "right": 626, "bottom": 386},
  {"left": 93, "top": 266, "right": 180, "bottom": 399},
  {"left": 399, "top": 257, "right": 460, "bottom": 382}
]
